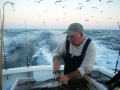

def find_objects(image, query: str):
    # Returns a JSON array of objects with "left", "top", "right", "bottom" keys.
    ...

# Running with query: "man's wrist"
[
  {"left": 53, "top": 56, "right": 60, "bottom": 61},
  {"left": 66, "top": 69, "right": 81, "bottom": 80}
]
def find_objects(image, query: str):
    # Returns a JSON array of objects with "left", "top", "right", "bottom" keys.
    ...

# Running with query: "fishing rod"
[
  {"left": 24, "top": 20, "right": 30, "bottom": 68},
  {"left": 0, "top": 8, "right": 2, "bottom": 90},
  {"left": 2, "top": 1, "right": 15, "bottom": 70},
  {"left": 114, "top": 50, "right": 120, "bottom": 73},
  {"left": 24, "top": 20, "right": 31, "bottom": 77}
]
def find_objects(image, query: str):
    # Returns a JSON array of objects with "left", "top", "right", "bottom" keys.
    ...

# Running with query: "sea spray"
[{"left": 32, "top": 40, "right": 53, "bottom": 65}]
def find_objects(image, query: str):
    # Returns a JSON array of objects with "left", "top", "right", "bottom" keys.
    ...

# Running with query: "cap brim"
[{"left": 63, "top": 30, "right": 78, "bottom": 35}]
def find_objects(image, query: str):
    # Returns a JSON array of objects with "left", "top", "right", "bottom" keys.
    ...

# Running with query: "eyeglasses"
[{"left": 67, "top": 33, "right": 78, "bottom": 40}]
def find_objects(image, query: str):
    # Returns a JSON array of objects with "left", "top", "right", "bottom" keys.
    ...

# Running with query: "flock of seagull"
[
  {"left": 32, "top": 0, "right": 119, "bottom": 29},
  {"left": 33, "top": 0, "right": 113, "bottom": 5}
]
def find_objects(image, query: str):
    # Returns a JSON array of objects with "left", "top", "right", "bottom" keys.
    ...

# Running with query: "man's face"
[{"left": 67, "top": 33, "right": 83, "bottom": 47}]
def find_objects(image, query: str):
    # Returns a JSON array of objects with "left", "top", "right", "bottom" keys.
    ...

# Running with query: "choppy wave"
[{"left": 1, "top": 29, "right": 120, "bottom": 70}]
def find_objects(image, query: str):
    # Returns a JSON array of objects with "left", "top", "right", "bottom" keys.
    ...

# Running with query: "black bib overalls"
[{"left": 63, "top": 38, "right": 91, "bottom": 74}]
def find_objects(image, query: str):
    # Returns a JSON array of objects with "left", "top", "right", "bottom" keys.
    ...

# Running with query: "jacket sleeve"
[
  {"left": 78, "top": 41, "right": 96, "bottom": 76},
  {"left": 52, "top": 39, "right": 66, "bottom": 58}
]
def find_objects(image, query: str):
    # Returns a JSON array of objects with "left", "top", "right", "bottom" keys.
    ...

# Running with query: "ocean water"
[{"left": 1, "top": 29, "right": 120, "bottom": 70}]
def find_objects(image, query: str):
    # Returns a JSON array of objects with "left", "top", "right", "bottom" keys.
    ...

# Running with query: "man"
[
  {"left": 104, "top": 70, "right": 120, "bottom": 90},
  {"left": 52, "top": 23, "right": 96, "bottom": 84}
]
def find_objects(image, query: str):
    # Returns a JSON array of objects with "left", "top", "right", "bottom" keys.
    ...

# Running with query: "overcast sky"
[{"left": 0, "top": 0, "right": 120, "bottom": 30}]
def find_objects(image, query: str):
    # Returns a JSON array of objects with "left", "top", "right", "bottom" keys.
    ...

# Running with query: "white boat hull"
[{"left": 2, "top": 65, "right": 116, "bottom": 90}]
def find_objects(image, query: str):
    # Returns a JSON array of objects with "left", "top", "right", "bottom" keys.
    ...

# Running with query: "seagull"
[
  {"left": 61, "top": 5, "right": 66, "bottom": 8},
  {"left": 56, "top": 19, "right": 59, "bottom": 21},
  {"left": 13, "top": 9, "right": 16, "bottom": 11},
  {"left": 62, "top": 13, "right": 66, "bottom": 15},
  {"left": 43, "top": 10, "right": 49, "bottom": 13},
  {"left": 37, "top": 15, "right": 41, "bottom": 17},
  {"left": 54, "top": 0, "right": 63, "bottom": 5},
  {"left": 106, "top": 0, "right": 113, "bottom": 4},
  {"left": 34, "top": 0, "right": 43, "bottom": 3},
  {"left": 79, "top": 6, "right": 84, "bottom": 9},
  {"left": 100, "top": 10, "right": 103, "bottom": 12},
  {"left": 85, "top": 19, "right": 90, "bottom": 21},
  {"left": 86, "top": 0, "right": 90, "bottom": 2},
  {"left": 92, "top": 7, "right": 97, "bottom": 9},
  {"left": 46, "top": 10, "right": 49, "bottom": 12},
  {"left": 43, "top": 11, "right": 46, "bottom": 13},
  {"left": 76, "top": 6, "right": 84, "bottom": 10},
  {"left": 96, "top": 21, "right": 98, "bottom": 23},
  {"left": 79, "top": 3, "right": 82, "bottom": 5},
  {"left": 76, "top": 7, "right": 79, "bottom": 10}
]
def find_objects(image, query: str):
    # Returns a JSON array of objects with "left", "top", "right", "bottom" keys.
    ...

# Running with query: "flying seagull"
[
  {"left": 96, "top": 21, "right": 98, "bottom": 23},
  {"left": 100, "top": 10, "right": 103, "bottom": 12},
  {"left": 92, "top": 7, "right": 97, "bottom": 9},
  {"left": 56, "top": 19, "right": 59, "bottom": 21},
  {"left": 86, "top": 0, "right": 90, "bottom": 2},
  {"left": 61, "top": 5, "right": 66, "bottom": 8},
  {"left": 79, "top": 3, "right": 82, "bottom": 5},
  {"left": 76, "top": 7, "right": 79, "bottom": 10},
  {"left": 76, "top": 6, "right": 84, "bottom": 10},
  {"left": 85, "top": 19, "right": 90, "bottom": 21},
  {"left": 37, "top": 15, "right": 41, "bottom": 17},
  {"left": 106, "top": 0, "right": 113, "bottom": 4},
  {"left": 54, "top": 0, "right": 63, "bottom": 5},
  {"left": 43, "top": 10, "right": 49, "bottom": 13},
  {"left": 62, "top": 13, "right": 66, "bottom": 15},
  {"left": 79, "top": 6, "right": 84, "bottom": 9},
  {"left": 34, "top": 0, "right": 43, "bottom": 3}
]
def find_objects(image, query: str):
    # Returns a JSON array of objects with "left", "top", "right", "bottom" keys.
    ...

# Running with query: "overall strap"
[
  {"left": 64, "top": 38, "right": 91, "bottom": 74},
  {"left": 66, "top": 37, "right": 91, "bottom": 56},
  {"left": 66, "top": 36, "right": 70, "bottom": 51},
  {"left": 81, "top": 38, "right": 91, "bottom": 60}
]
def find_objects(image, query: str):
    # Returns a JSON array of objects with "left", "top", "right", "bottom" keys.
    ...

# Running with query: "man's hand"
[
  {"left": 58, "top": 75, "right": 69, "bottom": 84},
  {"left": 53, "top": 56, "right": 61, "bottom": 73}
]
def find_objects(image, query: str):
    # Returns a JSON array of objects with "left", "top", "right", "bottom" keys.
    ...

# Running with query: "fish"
[{"left": 23, "top": 78, "right": 62, "bottom": 90}]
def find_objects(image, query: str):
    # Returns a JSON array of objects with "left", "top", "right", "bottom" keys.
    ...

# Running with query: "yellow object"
[{"left": 114, "top": 87, "right": 120, "bottom": 90}]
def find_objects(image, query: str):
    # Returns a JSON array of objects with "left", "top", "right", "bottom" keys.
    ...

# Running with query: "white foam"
[
  {"left": 32, "top": 40, "right": 53, "bottom": 65},
  {"left": 95, "top": 40, "right": 119, "bottom": 69}
]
